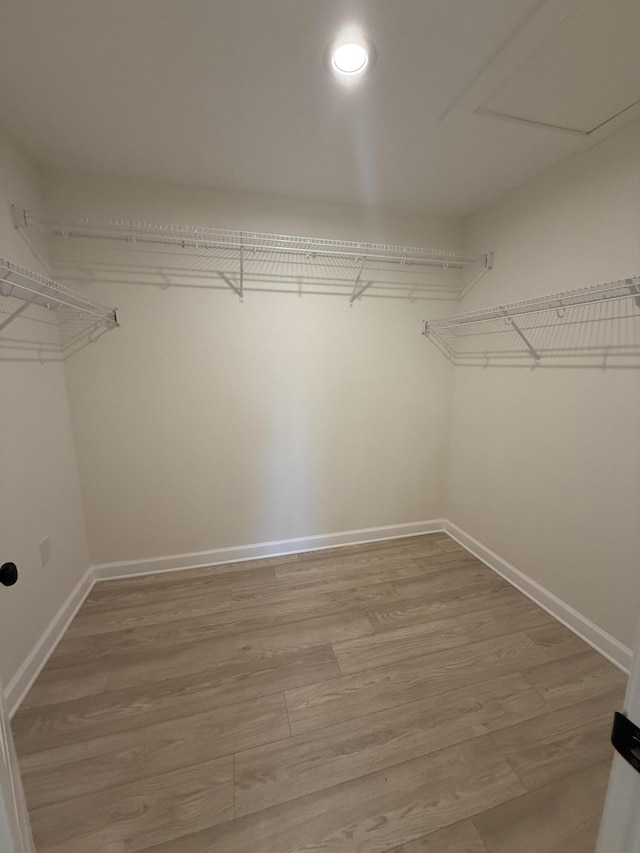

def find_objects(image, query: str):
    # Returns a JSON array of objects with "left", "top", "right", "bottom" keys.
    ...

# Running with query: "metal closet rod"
[
  {"left": 0, "top": 257, "right": 119, "bottom": 326},
  {"left": 18, "top": 210, "right": 487, "bottom": 269},
  {"left": 425, "top": 277, "right": 640, "bottom": 330}
]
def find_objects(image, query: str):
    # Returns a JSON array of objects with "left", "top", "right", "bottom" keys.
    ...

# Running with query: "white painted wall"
[
  {"left": 42, "top": 172, "right": 459, "bottom": 567},
  {"left": 0, "top": 126, "right": 91, "bottom": 686},
  {"left": 42, "top": 170, "right": 463, "bottom": 248},
  {"left": 447, "top": 120, "right": 640, "bottom": 650}
]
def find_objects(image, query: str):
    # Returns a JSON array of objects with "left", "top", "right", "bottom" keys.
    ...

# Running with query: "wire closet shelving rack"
[
  {"left": 423, "top": 277, "right": 640, "bottom": 366},
  {"left": 0, "top": 258, "right": 119, "bottom": 356},
  {"left": 15, "top": 209, "right": 493, "bottom": 303}
]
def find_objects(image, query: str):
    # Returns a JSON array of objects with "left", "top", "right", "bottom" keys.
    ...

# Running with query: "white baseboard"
[
  {"left": 93, "top": 520, "right": 446, "bottom": 581},
  {"left": 444, "top": 521, "right": 633, "bottom": 673},
  {"left": 5, "top": 566, "right": 95, "bottom": 718}
]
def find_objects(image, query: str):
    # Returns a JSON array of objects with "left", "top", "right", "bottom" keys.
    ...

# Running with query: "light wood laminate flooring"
[{"left": 11, "top": 534, "right": 627, "bottom": 852}]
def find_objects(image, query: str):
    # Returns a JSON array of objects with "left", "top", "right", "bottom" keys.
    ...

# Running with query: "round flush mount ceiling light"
[
  {"left": 331, "top": 42, "right": 369, "bottom": 76},
  {"left": 325, "top": 34, "right": 376, "bottom": 82}
]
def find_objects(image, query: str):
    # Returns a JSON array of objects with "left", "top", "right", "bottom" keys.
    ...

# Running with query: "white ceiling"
[{"left": 0, "top": 0, "right": 638, "bottom": 217}]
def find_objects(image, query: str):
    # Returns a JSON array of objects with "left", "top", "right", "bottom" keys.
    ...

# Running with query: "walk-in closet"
[{"left": 0, "top": 2, "right": 639, "bottom": 852}]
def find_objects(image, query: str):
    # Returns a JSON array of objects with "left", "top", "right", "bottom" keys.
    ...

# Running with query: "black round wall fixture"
[{"left": 0, "top": 562, "right": 18, "bottom": 586}]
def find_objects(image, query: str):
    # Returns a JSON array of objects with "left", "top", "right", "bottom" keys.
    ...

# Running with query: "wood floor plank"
[
  {"left": 392, "top": 564, "right": 505, "bottom": 601},
  {"left": 523, "top": 622, "right": 591, "bottom": 662},
  {"left": 93, "top": 554, "right": 299, "bottom": 593},
  {"left": 228, "top": 578, "right": 402, "bottom": 612},
  {"left": 181, "top": 607, "right": 373, "bottom": 663},
  {"left": 64, "top": 588, "right": 233, "bottom": 637},
  {"left": 273, "top": 554, "right": 428, "bottom": 587},
  {"left": 235, "top": 673, "right": 549, "bottom": 816},
  {"left": 29, "top": 755, "right": 234, "bottom": 853},
  {"left": 290, "top": 537, "right": 471, "bottom": 577},
  {"left": 412, "top": 552, "right": 484, "bottom": 572},
  {"left": 80, "top": 578, "right": 268, "bottom": 621},
  {"left": 175, "top": 607, "right": 374, "bottom": 650},
  {"left": 85, "top": 565, "right": 278, "bottom": 608},
  {"left": 286, "top": 632, "right": 550, "bottom": 735},
  {"left": 280, "top": 546, "right": 431, "bottom": 571},
  {"left": 366, "top": 585, "right": 523, "bottom": 633},
  {"left": 19, "top": 692, "right": 289, "bottom": 811},
  {"left": 17, "top": 665, "right": 111, "bottom": 710},
  {"left": 386, "top": 819, "right": 489, "bottom": 853},
  {"left": 75, "top": 583, "right": 395, "bottom": 652},
  {"left": 523, "top": 650, "right": 627, "bottom": 709},
  {"left": 472, "top": 760, "right": 611, "bottom": 853},
  {"left": 490, "top": 689, "right": 622, "bottom": 791},
  {"left": 165, "top": 585, "right": 396, "bottom": 644},
  {"left": 144, "top": 737, "right": 525, "bottom": 853},
  {"left": 12, "top": 646, "right": 340, "bottom": 754},
  {"left": 44, "top": 622, "right": 180, "bottom": 670},
  {"left": 333, "top": 599, "right": 553, "bottom": 675},
  {"left": 101, "top": 611, "right": 365, "bottom": 693},
  {"left": 294, "top": 535, "right": 448, "bottom": 566}
]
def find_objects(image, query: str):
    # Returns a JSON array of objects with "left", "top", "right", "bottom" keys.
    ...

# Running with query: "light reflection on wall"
[{"left": 260, "top": 394, "right": 315, "bottom": 542}]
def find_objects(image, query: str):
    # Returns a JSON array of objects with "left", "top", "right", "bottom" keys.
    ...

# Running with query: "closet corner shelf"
[
  {"left": 0, "top": 257, "right": 119, "bottom": 347},
  {"left": 423, "top": 277, "right": 640, "bottom": 366},
  {"left": 16, "top": 209, "right": 493, "bottom": 302}
]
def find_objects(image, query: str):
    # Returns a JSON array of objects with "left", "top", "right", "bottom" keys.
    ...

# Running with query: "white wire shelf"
[
  {"left": 423, "top": 277, "right": 640, "bottom": 366},
  {"left": 17, "top": 210, "right": 492, "bottom": 302},
  {"left": 0, "top": 257, "right": 119, "bottom": 356}
]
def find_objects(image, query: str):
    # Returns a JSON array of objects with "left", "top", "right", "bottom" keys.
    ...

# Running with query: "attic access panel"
[{"left": 480, "top": 0, "right": 640, "bottom": 134}]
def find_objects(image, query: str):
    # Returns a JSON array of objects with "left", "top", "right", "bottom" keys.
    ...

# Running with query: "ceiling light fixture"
[
  {"left": 325, "top": 32, "right": 376, "bottom": 83},
  {"left": 331, "top": 42, "right": 369, "bottom": 76}
]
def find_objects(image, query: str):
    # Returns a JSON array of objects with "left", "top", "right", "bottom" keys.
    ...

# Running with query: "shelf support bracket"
[
  {"left": 349, "top": 258, "right": 369, "bottom": 305},
  {"left": 0, "top": 293, "right": 37, "bottom": 332},
  {"left": 459, "top": 252, "right": 494, "bottom": 302},
  {"left": 239, "top": 244, "right": 244, "bottom": 303},
  {"left": 10, "top": 205, "right": 27, "bottom": 229},
  {"left": 218, "top": 273, "right": 242, "bottom": 299},
  {"left": 501, "top": 308, "right": 540, "bottom": 363}
]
